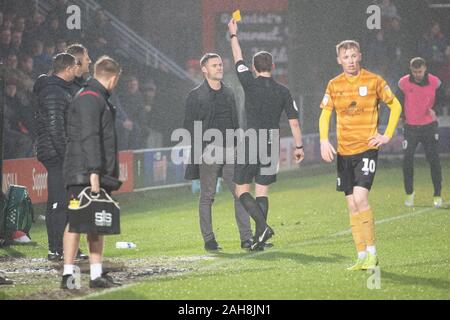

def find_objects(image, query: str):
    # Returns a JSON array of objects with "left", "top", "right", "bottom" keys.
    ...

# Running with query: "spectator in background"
[
  {"left": 418, "top": 22, "right": 448, "bottom": 72},
  {"left": 32, "top": 40, "right": 52, "bottom": 76},
  {"left": 0, "top": 11, "right": 3, "bottom": 28},
  {"left": 3, "top": 77, "right": 34, "bottom": 159},
  {"left": 436, "top": 45, "right": 450, "bottom": 115},
  {"left": 55, "top": 39, "right": 67, "bottom": 54},
  {"left": 367, "top": 30, "right": 389, "bottom": 77},
  {"left": 437, "top": 45, "right": 450, "bottom": 87},
  {"left": 87, "top": 9, "right": 115, "bottom": 60},
  {"left": 379, "top": 0, "right": 400, "bottom": 20},
  {"left": 89, "top": 35, "right": 109, "bottom": 61},
  {"left": 12, "top": 16, "right": 26, "bottom": 33},
  {"left": 186, "top": 58, "right": 203, "bottom": 85},
  {"left": 5, "top": 51, "right": 18, "bottom": 70},
  {"left": 385, "top": 17, "right": 408, "bottom": 85},
  {"left": 0, "top": 28, "right": 12, "bottom": 59},
  {"left": 119, "top": 76, "right": 145, "bottom": 149},
  {"left": 1, "top": 13, "right": 13, "bottom": 31},
  {"left": 47, "top": 0, "right": 68, "bottom": 28},
  {"left": 10, "top": 30, "right": 23, "bottom": 53},
  {"left": 22, "top": 11, "right": 46, "bottom": 51},
  {"left": 45, "top": 14, "right": 65, "bottom": 45},
  {"left": 1, "top": 52, "right": 19, "bottom": 80},
  {"left": 16, "top": 54, "right": 35, "bottom": 90},
  {"left": 140, "top": 79, "right": 163, "bottom": 148},
  {"left": 44, "top": 40, "right": 56, "bottom": 61},
  {"left": 89, "top": 9, "right": 115, "bottom": 46}
]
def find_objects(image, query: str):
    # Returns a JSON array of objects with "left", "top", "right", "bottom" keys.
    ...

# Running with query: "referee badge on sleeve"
[{"left": 237, "top": 64, "right": 249, "bottom": 73}]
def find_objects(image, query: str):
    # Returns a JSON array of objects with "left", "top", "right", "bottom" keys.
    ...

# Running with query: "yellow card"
[{"left": 232, "top": 10, "right": 241, "bottom": 22}]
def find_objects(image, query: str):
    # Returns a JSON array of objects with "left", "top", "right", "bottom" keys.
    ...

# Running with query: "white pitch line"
[{"left": 84, "top": 203, "right": 448, "bottom": 299}]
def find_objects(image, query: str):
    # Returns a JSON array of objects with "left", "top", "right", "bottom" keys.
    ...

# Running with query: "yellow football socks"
[
  {"left": 350, "top": 214, "right": 366, "bottom": 252},
  {"left": 359, "top": 209, "right": 376, "bottom": 246}
]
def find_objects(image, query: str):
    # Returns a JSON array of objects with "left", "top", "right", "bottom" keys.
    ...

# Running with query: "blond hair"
[
  {"left": 336, "top": 40, "right": 360, "bottom": 56},
  {"left": 94, "top": 55, "right": 122, "bottom": 78}
]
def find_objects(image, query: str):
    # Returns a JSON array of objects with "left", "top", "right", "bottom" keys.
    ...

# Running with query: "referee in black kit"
[{"left": 228, "top": 18, "right": 305, "bottom": 251}]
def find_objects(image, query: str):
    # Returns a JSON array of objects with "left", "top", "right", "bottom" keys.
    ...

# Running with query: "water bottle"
[
  {"left": 191, "top": 179, "right": 200, "bottom": 194},
  {"left": 216, "top": 178, "right": 222, "bottom": 193},
  {"left": 115, "top": 242, "right": 137, "bottom": 249}
]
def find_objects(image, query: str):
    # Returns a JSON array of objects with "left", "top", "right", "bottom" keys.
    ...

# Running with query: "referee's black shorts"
[
  {"left": 233, "top": 137, "right": 279, "bottom": 186},
  {"left": 336, "top": 149, "right": 378, "bottom": 196},
  {"left": 233, "top": 161, "right": 277, "bottom": 186}
]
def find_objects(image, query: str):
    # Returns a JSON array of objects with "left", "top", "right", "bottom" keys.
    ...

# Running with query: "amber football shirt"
[{"left": 321, "top": 69, "right": 395, "bottom": 156}]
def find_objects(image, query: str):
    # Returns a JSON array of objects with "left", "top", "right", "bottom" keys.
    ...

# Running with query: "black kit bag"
[{"left": 68, "top": 187, "right": 120, "bottom": 235}]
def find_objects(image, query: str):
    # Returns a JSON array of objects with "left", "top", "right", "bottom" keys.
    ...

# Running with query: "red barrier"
[
  {"left": 2, "top": 151, "right": 134, "bottom": 204},
  {"left": 2, "top": 158, "right": 48, "bottom": 204},
  {"left": 115, "top": 151, "right": 134, "bottom": 194}
]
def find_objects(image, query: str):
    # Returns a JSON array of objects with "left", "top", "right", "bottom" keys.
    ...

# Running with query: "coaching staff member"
[
  {"left": 399, "top": 57, "right": 444, "bottom": 208},
  {"left": 34, "top": 53, "right": 77, "bottom": 261},
  {"left": 66, "top": 43, "right": 92, "bottom": 95},
  {"left": 61, "top": 56, "right": 122, "bottom": 289}
]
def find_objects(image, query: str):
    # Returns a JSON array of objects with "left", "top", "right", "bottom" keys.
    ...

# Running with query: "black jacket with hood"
[{"left": 33, "top": 74, "right": 73, "bottom": 163}]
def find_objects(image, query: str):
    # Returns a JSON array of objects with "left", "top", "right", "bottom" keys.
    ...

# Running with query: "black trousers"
[
  {"left": 403, "top": 122, "right": 442, "bottom": 196},
  {"left": 42, "top": 159, "right": 68, "bottom": 253}
]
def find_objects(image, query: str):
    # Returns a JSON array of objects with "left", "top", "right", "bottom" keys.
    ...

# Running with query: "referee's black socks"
[
  {"left": 256, "top": 196, "right": 269, "bottom": 222},
  {"left": 239, "top": 193, "right": 267, "bottom": 236}
]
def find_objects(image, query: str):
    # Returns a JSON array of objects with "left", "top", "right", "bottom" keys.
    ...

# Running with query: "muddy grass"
[{"left": 0, "top": 255, "right": 216, "bottom": 300}]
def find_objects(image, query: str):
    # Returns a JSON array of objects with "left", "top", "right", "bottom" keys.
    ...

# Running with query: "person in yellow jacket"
[{"left": 319, "top": 40, "right": 402, "bottom": 271}]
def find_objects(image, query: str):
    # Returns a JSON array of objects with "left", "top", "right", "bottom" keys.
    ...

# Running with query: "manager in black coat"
[
  {"left": 34, "top": 53, "right": 77, "bottom": 260},
  {"left": 183, "top": 53, "right": 252, "bottom": 251}
]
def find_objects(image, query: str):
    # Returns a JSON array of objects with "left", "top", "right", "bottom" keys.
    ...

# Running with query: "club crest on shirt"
[{"left": 359, "top": 86, "right": 368, "bottom": 97}]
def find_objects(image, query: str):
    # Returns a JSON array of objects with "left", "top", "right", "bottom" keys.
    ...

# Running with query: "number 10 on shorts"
[{"left": 362, "top": 158, "right": 376, "bottom": 175}]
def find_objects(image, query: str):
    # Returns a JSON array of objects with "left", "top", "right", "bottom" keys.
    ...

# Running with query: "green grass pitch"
[{"left": 1, "top": 159, "right": 449, "bottom": 300}]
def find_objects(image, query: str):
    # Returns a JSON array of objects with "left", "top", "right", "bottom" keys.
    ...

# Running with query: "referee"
[{"left": 228, "top": 19, "right": 305, "bottom": 251}]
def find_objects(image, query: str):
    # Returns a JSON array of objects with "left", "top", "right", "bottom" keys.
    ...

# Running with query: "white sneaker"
[
  {"left": 405, "top": 193, "right": 414, "bottom": 207},
  {"left": 433, "top": 197, "right": 443, "bottom": 208}
]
